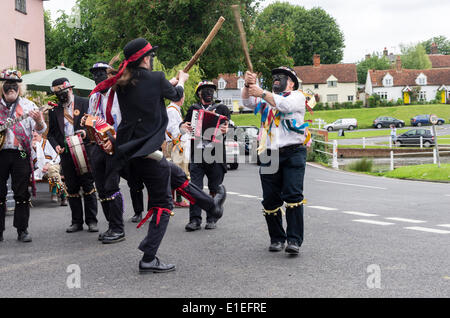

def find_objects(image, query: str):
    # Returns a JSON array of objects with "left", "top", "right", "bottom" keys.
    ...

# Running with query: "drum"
[{"left": 66, "top": 134, "right": 90, "bottom": 175}]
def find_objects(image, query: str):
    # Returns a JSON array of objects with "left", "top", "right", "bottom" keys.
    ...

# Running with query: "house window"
[
  {"left": 16, "top": 40, "right": 29, "bottom": 71},
  {"left": 348, "top": 96, "right": 354, "bottom": 102},
  {"left": 377, "top": 92, "right": 388, "bottom": 100},
  {"left": 218, "top": 80, "right": 226, "bottom": 90},
  {"left": 384, "top": 78, "right": 392, "bottom": 86},
  {"left": 328, "top": 80, "right": 337, "bottom": 87},
  {"left": 327, "top": 94, "right": 338, "bottom": 102},
  {"left": 222, "top": 98, "right": 232, "bottom": 106},
  {"left": 237, "top": 79, "right": 245, "bottom": 90},
  {"left": 419, "top": 91, "right": 426, "bottom": 101},
  {"left": 418, "top": 78, "right": 426, "bottom": 85},
  {"left": 314, "top": 84, "right": 319, "bottom": 89},
  {"left": 15, "top": 0, "right": 27, "bottom": 14}
]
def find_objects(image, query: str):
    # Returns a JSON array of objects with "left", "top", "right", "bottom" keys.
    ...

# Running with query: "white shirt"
[
  {"left": 165, "top": 103, "right": 187, "bottom": 142},
  {"left": 242, "top": 89, "right": 307, "bottom": 150},
  {"left": 31, "top": 138, "right": 60, "bottom": 180},
  {"left": 63, "top": 96, "right": 75, "bottom": 137},
  {"left": 88, "top": 89, "right": 122, "bottom": 129},
  {"left": 0, "top": 97, "right": 47, "bottom": 150}
]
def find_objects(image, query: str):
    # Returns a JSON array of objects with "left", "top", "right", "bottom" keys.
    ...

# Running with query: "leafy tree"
[
  {"left": 255, "top": 2, "right": 345, "bottom": 66},
  {"left": 356, "top": 53, "right": 391, "bottom": 84},
  {"left": 421, "top": 36, "right": 450, "bottom": 55},
  {"left": 400, "top": 43, "right": 432, "bottom": 69}
]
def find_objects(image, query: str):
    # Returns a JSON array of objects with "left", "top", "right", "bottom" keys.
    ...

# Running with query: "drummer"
[{"left": 46, "top": 78, "right": 98, "bottom": 234}]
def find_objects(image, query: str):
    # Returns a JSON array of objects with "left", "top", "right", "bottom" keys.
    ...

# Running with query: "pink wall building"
[{"left": 0, "top": 0, "right": 47, "bottom": 71}]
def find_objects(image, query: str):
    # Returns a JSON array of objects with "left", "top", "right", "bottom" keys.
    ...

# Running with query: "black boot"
[
  {"left": 210, "top": 184, "right": 227, "bottom": 220},
  {"left": 17, "top": 230, "right": 32, "bottom": 242},
  {"left": 139, "top": 256, "right": 176, "bottom": 273},
  {"left": 102, "top": 230, "right": 125, "bottom": 244}
]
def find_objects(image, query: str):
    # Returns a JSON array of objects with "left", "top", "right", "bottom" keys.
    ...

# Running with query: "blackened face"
[
  {"left": 2, "top": 81, "right": 19, "bottom": 102},
  {"left": 56, "top": 90, "right": 70, "bottom": 104},
  {"left": 200, "top": 88, "right": 215, "bottom": 104},
  {"left": 91, "top": 69, "right": 108, "bottom": 85},
  {"left": 272, "top": 74, "right": 288, "bottom": 94}
]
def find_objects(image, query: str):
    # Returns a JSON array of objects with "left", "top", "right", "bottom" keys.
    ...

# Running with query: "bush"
[
  {"left": 347, "top": 157, "right": 373, "bottom": 172},
  {"left": 355, "top": 100, "right": 363, "bottom": 108},
  {"left": 307, "top": 134, "right": 329, "bottom": 164},
  {"left": 396, "top": 98, "right": 403, "bottom": 105}
]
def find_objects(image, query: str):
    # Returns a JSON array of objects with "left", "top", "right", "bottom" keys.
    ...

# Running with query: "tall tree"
[
  {"left": 356, "top": 53, "right": 391, "bottom": 84},
  {"left": 400, "top": 43, "right": 432, "bottom": 69},
  {"left": 255, "top": 2, "right": 345, "bottom": 66},
  {"left": 421, "top": 36, "right": 450, "bottom": 55}
]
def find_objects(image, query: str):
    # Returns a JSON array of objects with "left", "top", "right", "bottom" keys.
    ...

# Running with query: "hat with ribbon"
[
  {"left": 195, "top": 81, "right": 217, "bottom": 97},
  {"left": 51, "top": 77, "right": 75, "bottom": 93},
  {"left": 271, "top": 66, "right": 300, "bottom": 90},
  {"left": 89, "top": 61, "right": 112, "bottom": 73},
  {"left": 89, "top": 38, "right": 158, "bottom": 96},
  {"left": 0, "top": 69, "right": 23, "bottom": 82}
]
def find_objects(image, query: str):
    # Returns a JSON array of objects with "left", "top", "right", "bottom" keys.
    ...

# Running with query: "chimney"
[
  {"left": 61, "top": 62, "right": 65, "bottom": 67},
  {"left": 365, "top": 54, "right": 371, "bottom": 60},
  {"left": 431, "top": 42, "right": 438, "bottom": 54},
  {"left": 383, "top": 47, "right": 388, "bottom": 56},
  {"left": 313, "top": 54, "right": 320, "bottom": 67},
  {"left": 396, "top": 56, "right": 402, "bottom": 72}
]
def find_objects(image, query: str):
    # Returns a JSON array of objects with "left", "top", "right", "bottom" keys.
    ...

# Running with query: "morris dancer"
[
  {"left": 47, "top": 78, "right": 98, "bottom": 233},
  {"left": 0, "top": 70, "right": 46, "bottom": 242},
  {"left": 241, "top": 67, "right": 309, "bottom": 255},
  {"left": 180, "top": 81, "right": 230, "bottom": 231},
  {"left": 84, "top": 62, "right": 125, "bottom": 244},
  {"left": 31, "top": 130, "right": 67, "bottom": 206}
]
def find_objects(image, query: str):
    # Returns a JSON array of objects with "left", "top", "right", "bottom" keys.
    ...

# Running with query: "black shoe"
[
  {"left": 131, "top": 213, "right": 142, "bottom": 223},
  {"left": 102, "top": 231, "right": 125, "bottom": 244},
  {"left": 269, "top": 242, "right": 284, "bottom": 252},
  {"left": 66, "top": 224, "right": 83, "bottom": 233},
  {"left": 98, "top": 229, "right": 111, "bottom": 241},
  {"left": 285, "top": 241, "right": 300, "bottom": 255},
  {"left": 0, "top": 232, "right": 3, "bottom": 242},
  {"left": 139, "top": 257, "right": 176, "bottom": 274},
  {"left": 205, "top": 222, "right": 217, "bottom": 230},
  {"left": 87, "top": 223, "right": 99, "bottom": 232},
  {"left": 210, "top": 184, "right": 227, "bottom": 220},
  {"left": 185, "top": 222, "right": 201, "bottom": 232},
  {"left": 17, "top": 230, "right": 32, "bottom": 243}
]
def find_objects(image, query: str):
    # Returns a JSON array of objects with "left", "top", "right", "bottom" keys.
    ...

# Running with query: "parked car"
[
  {"left": 410, "top": 114, "right": 445, "bottom": 127},
  {"left": 373, "top": 116, "right": 405, "bottom": 128},
  {"left": 395, "top": 128, "right": 435, "bottom": 147},
  {"left": 235, "top": 126, "right": 259, "bottom": 155},
  {"left": 324, "top": 118, "right": 358, "bottom": 131},
  {"left": 225, "top": 140, "right": 240, "bottom": 170}
]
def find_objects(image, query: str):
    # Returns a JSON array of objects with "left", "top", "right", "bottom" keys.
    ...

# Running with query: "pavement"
[{"left": 0, "top": 162, "right": 449, "bottom": 298}]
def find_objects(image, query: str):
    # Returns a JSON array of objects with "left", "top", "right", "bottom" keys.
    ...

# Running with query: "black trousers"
[
  {"left": 188, "top": 162, "right": 225, "bottom": 224},
  {"left": 60, "top": 150, "right": 98, "bottom": 226},
  {"left": 90, "top": 145, "right": 124, "bottom": 232},
  {"left": 259, "top": 146, "right": 307, "bottom": 246},
  {"left": 121, "top": 163, "right": 147, "bottom": 215},
  {"left": 0, "top": 149, "right": 32, "bottom": 233},
  {"left": 132, "top": 156, "right": 172, "bottom": 258}
]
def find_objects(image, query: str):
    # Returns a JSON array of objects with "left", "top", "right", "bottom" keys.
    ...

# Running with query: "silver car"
[{"left": 324, "top": 118, "right": 358, "bottom": 131}]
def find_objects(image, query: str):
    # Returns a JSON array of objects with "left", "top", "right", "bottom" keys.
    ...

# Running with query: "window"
[
  {"left": 237, "top": 79, "right": 245, "bottom": 90},
  {"left": 15, "top": 0, "right": 27, "bottom": 14},
  {"left": 384, "top": 78, "right": 392, "bottom": 86},
  {"left": 377, "top": 92, "right": 388, "bottom": 100},
  {"left": 327, "top": 94, "right": 338, "bottom": 102},
  {"left": 314, "top": 84, "right": 319, "bottom": 89},
  {"left": 419, "top": 91, "right": 426, "bottom": 101},
  {"left": 328, "top": 81, "right": 337, "bottom": 87},
  {"left": 348, "top": 96, "right": 354, "bottom": 101},
  {"left": 16, "top": 40, "right": 29, "bottom": 71},
  {"left": 222, "top": 98, "right": 232, "bottom": 106},
  {"left": 218, "top": 80, "right": 226, "bottom": 90}
]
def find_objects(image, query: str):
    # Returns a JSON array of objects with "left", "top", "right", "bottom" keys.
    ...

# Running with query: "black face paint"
[
  {"left": 272, "top": 74, "right": 288, "bottom": 94},
  {"left": 92, "top": 69, "right": 108, "bottom": 85},
  {"left": 56, "top": 90, "right": 70, "bottom": 104},
  {"left": 200, "top": 88, "right": 215, "bottom": 104},
  {"left": 3, "top": 82, "right": 19, "bottom": 94}
]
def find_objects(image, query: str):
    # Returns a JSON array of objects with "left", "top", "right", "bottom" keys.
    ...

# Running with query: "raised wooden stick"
[
  {"left": 182, "top": 16, "right": 226, "bottom": 74},
  {"left": 231, "top": 4, "right": 253, "bottom": 72}
]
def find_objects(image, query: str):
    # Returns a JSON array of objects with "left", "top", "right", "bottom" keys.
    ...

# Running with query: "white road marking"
[
  {"left": 239, "top": 194, "right": 258, "bottom": 198},
  {"left": 315, "top": 179, "right": 387, "bottom": 190},
  {"left": 437, "top": 224, "right": 450, "bottom": 228},
  {"left": 227, "top": 192, "right": 240, "bottom": 195},
  {"left": 308, "top": 206, "right": 338, "bottom": 211},
  {"left": 405, "top": 227, "right": 450, "bottom": 234},
  {"left": 343, "top": 211, "right": 378, "bottom": 217},
  {"left": 352, "top": 219, "right": 394, "bottom": 226},
  {"left": 385, "top": 217, "right": 426, "bottom": 224}
]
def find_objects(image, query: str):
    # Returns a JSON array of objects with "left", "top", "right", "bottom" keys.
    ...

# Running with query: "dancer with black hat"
[
  {"left": 241, "top": 66, "right": 310, "bottom": 255},
  {"left": 47, "top": 77, "right": 98, "bottom": 234},
  {"left": 0, "top": 70, "right": 46, "bottom": 242},
  {"left": 180, "top": 81, "right": 230, "bottom": 232},
  {"left": 83, "top": 61, "right": 125, "bottom": 243},
  {"left": 90, "top": 37, "right": 189, "bottom": 273}
]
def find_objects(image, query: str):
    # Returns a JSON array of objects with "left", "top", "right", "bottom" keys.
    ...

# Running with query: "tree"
[
  {"left": 356, "top": 53, "right": 391, "bottom": 84},
  {"left": 255, "top": 2, "right": 345, "bottom": 66},
  {"left": 421, "top": 36, "right": 450, "bottom": 55},
  {"left": 400, "top": 43, "right": 432, "bottom": 69}
]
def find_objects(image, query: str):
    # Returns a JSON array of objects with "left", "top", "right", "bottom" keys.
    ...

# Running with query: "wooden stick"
[
  {"left": 182, "top": 16, "right": 226, "bottom": 74},
  {"left": 231, "top": 4, "right": 253, "bottom": 73}
]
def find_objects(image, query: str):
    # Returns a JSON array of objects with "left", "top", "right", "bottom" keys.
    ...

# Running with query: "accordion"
[
  {"left": 191, "top": 109, "right": 228, "bottom": 143},
  {"left": 84, "top": 114, "right": 116, "bottom": 155}
]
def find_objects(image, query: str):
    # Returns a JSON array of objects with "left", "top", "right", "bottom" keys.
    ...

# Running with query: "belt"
[{"left": 279, "top": 143, "right": 304, "bottom": 153}]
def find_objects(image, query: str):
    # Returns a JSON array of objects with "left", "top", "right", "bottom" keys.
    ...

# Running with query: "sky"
[{"left": 45, "top": 0, "right": 450, "bottom": 64}]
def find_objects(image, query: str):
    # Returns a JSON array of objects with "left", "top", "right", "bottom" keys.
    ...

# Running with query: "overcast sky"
[{"left": 45, "top": 0, "right": 450, "bottom": 64}]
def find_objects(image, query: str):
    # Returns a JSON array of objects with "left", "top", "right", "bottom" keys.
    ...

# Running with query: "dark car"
[
  {"left": 410, "top": 114, "right": 445, "bottom": 127},
  {"left": 373, "top": 116, "right": 405, "bottom": 128},
  {"left": 395, "top": 128, "right": 435, "bottom": 147}
]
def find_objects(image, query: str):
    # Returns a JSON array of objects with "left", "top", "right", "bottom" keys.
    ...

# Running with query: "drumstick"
[
  {"left": 179, "top": 16, "right": 226, "bottom": 77},
  {"left": 231, "top": 4, "right": 253, "bottom": 73}
]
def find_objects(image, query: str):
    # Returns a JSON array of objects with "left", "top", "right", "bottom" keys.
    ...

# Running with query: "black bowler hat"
[
  {"left": 123, "top": 38, "right": 158, "bottom": 61},
  {"left": 272, "top": 66, "right": 299, "bottom": 90}
]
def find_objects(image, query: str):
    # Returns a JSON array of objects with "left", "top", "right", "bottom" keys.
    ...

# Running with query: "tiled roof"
[
  {"left": 212, "top": 73, "right": 244, "bottom": 89},
  {"left": 294, "top": 64, "right": 357, "bottom": 84},
  {"left": 428, "top": 55, "right": 450, "bottom": 69},
  {"left": 369, "top": 68, "right": 450, "bottom": 87}
]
